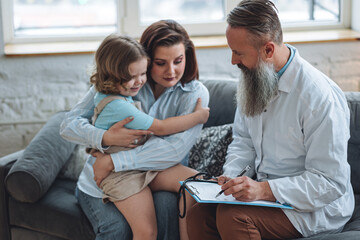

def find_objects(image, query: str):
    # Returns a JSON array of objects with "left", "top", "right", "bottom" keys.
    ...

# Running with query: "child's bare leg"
[
  {"left": 149, "top": 164, "right": 197, "bottom": 240},
  {"left": 114, "top": 186, "right": 157, "bottom": 240}
]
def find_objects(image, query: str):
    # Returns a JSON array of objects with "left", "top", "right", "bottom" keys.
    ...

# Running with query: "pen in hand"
[{"left": 215, "top": 165, "right": 251, "bottom": 198}]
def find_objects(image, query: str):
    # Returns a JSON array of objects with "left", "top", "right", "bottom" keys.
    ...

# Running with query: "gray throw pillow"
[
  {"left": 59, "top": 144, "right": 88, "bottom": 181},
  {"left": 5, "top": 112, "right": 76, "bottom": 203},
  {"left": 189, "top": 124, "right": 233, "bottom": 177}
]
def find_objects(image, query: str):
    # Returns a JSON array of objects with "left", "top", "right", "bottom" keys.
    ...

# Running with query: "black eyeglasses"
[{"left": 177, "top": 172, "right": 218, "bottom": 218}]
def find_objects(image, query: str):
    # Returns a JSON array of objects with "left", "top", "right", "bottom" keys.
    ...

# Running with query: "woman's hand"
[
  {"left": 102, "top": 117, "right": 153, "bottom": 147},
  {"left": 193, "top": 98, "right": 210, "bottom": 124},
  {"left": 219, "top": 176, "right": 276, "bottom": 202},
  {"left": 92, "top": 151, "right": 114, "bottom": 187}
]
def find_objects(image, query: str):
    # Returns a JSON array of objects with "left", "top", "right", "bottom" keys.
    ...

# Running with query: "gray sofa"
[{"left": 0, "top": 79, "right": 359, "bottom": 240}]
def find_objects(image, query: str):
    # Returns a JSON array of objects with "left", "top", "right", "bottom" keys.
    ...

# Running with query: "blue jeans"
[
  {"left": 76, "top": 155, "right": 189, "bottom": 240},
  {"left": 76, "top": 188, "right": 180, "bottom": 240}
]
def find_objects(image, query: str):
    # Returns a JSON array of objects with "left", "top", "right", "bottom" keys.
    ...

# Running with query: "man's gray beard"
[{"left": 236, "top": 59, "right": 279, "bottom": 117}]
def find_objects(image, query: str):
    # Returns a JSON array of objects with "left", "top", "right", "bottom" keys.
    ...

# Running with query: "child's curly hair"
[{"left": 90, "top": 34, "right": 149, "bottom": 95}]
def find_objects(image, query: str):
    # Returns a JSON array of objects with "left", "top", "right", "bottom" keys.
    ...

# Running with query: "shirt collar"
[
  {"left": 164, "top": 80, "right": 198, "bottom": 93},
  {"left": 277, "top": 44, "right": 297, "bottom": 93},
  {"left": 277, "top": 44, "right": 295, "bottom": 78}
]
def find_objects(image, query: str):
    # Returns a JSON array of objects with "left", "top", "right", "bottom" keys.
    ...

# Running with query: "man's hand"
[
  {"left": 102, "top": 117, "right": 153, "bottom": 148},
  {"left": 217, "top": 175, "right": 231, "bottom": 185},
  {"left": 92, "top": 151, "right": 114, "bottom": 187},
  {"left": 219, "top": 176, "right": 276, "bottom": 202}
]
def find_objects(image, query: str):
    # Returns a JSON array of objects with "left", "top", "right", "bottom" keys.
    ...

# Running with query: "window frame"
[
  {"left": 280, "top": 0, "right": 351, "bottom": 32},
  {"left": 122, "top": 0, "right": 237, "bottom": 37},
  {"left": 0, "top": 0, "right": 354, "bottom": 45},
  {"left": 1, "top": 0, "right": 120, "bottom": 44}
]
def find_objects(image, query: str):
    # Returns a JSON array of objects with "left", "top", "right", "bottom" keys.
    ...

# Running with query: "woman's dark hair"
[
  {"left": 227, "top": 0, "right": 283, "bottom": 48},
  {"left": 90, "top": 34, "right": 148, "bottom": 95},
  {"left": 140, "top": 19, "right": 199, "bottom": 85}
]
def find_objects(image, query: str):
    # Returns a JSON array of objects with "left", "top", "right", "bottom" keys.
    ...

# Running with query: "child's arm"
[{"left": 149, "top": 98, "right": 209, "bottom": 136}]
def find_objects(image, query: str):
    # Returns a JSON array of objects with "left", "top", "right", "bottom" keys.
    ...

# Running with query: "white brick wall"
[{"left": 1, "top": 41, "right": 360, "bottom": 157}]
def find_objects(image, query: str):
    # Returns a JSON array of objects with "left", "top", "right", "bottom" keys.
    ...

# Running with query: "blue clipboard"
[{"left": 179, "top": 180, "right": 293, "bottom": 210}]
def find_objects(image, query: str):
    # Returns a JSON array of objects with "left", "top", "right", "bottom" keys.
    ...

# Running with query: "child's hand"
[
  {"left": 194, "top": 98, "right": 210, "bottom": 124},
  {"left": 92, "top": 151, "right": 114, "bottom": 187}
]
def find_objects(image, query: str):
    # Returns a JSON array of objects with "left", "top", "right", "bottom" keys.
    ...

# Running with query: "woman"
[{"left": 60, "top": 20, "right": 209, "bottom": 240}]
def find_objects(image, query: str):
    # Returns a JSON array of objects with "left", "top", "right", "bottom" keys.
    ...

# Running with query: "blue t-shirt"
[{"left": 94, "top": 92, "right": 154, "bottom": 130}]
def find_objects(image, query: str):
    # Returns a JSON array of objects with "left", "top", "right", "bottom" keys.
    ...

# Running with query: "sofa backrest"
[
  {"left": 202, "top": 79, "right": 237, "bottom": 128},
  {"left": 345, "top": 92, "right": 360, "bottom": 194}
]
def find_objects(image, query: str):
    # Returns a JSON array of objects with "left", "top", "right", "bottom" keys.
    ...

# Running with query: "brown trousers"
[{"left": 187, "top": 203, "right": 302, "bottom": 240}]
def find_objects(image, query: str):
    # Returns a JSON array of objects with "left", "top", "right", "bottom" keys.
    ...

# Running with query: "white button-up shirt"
[
  {"left": 60, "top": 80, "right": 209, "bottom": 198},
  {"left": 223, "top": 49, "right": 354, "bottom": 237}
]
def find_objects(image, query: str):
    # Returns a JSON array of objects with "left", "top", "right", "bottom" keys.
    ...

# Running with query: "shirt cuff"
[
  {"left": 92, "top": 128, "right": 107, "bottom": 153},
  {"left": 111, "top": 150, "right": 137, "bottom": 172},
  {"left": 268, "top": 179, "right": 285, "bottom": 204}
]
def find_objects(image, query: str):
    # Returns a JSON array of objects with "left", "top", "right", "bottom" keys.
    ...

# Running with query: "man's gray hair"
[{"left": 227, "top": 0, "right": 283, "bottom": 47}]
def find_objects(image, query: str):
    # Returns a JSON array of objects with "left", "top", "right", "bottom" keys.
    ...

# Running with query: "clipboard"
[{"left": 180, "top": 180, "right": 293, "bottom": 210}]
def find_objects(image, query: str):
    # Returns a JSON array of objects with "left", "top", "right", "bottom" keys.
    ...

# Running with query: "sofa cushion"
[
  {"left": 343, "top": 194, "right": 360, "bottom": 232},
  {"left": 189, "top": 124, "right": 233, "bottom": 177},
  {"left": 8, "top": 178, "right": 95, "bottom": 240},
  {"left": 5, "top": 112, "right": 76, "bottom": 203}
]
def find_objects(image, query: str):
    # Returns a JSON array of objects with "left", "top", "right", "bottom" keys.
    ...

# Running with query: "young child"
[{"left": 89, "top": 34, "right": 208, "bottom": 239}]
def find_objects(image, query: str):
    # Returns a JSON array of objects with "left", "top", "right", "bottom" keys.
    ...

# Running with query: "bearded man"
[{"left": 187, "top": 0, "right": 354, "bottom": 239}]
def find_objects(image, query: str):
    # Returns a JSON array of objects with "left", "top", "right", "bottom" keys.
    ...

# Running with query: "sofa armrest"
[
  {"left": 0, "top": 150, "right": 25, "bottom": 167},
  {"left": 0, "top": 149, "right": 24, "bottom": 240}
]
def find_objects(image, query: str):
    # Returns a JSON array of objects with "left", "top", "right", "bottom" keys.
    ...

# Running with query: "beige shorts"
[{"left": 100, "top": 170, "right": 159, "bottom": 203}]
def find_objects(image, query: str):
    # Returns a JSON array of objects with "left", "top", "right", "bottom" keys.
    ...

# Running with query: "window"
[
  {"left": 1, "top": 0, "right": 351, "bottom": 45},
  {"left": 2, "top": 0, "right": 117, "bottom": 43},
  {"left": 123, "top": 0, "right": 237, "bottom": 37},
  {"left": 274, "top": 0, "right": 350, "bottom": 31}
]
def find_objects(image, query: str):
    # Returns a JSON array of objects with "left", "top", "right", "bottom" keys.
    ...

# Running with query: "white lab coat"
[{"left": 224, "top": 48, "right": 354, "bottom": 237}]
